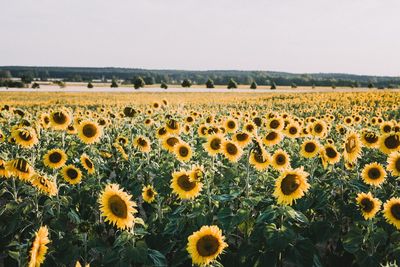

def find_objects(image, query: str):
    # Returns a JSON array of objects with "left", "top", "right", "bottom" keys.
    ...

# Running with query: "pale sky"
[{"left": 1, "top": 0, "right": 400, "bottom": 76}]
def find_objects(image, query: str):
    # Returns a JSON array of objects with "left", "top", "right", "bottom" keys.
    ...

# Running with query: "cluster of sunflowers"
[{"left": 0, "top": 91, "right": 400, "bottom": 267}]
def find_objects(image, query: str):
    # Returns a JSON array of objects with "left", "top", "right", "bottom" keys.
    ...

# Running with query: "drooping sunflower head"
[
  {"left": 31, "top": 174, "right": 58, "bottom": 197},
  {"left": 28, "top": 226, "right": 50, "bottom": 267},
  {"left": 0, "top": 159, "right": 11, "bottom": 178},
  {"left": 343, "top": 131, "right": 362, "bottom": 163},
  {"left": 7, "top": 158, "right": 34, "bottom": 181},
  {"left": 43, "top": 149, "right": 67, "bottom": 169},
  {"left": 355, "top": 192, "right": 381, "bottom": 220},
  {"left": 249, "top": 148, "right": 270, "bottom": 171},
  {"left": 174, "top": 142, "right": 193, "bottom": 162},
  {"left": 11, "top": 127, "right": 39, "bottom": 148},
  {"left": 187, "top": 225, "right": 228, "bottom": 266},
  {"left": 204, "top": 134, "right": 224, "bottom": 156},
  {"left": 271, "top": 149, "right": 291, "bottom": 171},
  {"left": 133, "top": 136, "right": 151, "bottom": 153},
  {"left": 50, "top": 110, "right": 72, "bottom": 131},
  {"left": 142, "top": 185, "right": 157, "bottom": 203},
  {"left": 77, "top": 121, "right": 102, "bottom": 144},
  {"left": 232, "top": 132, "right": 251, "bottom": 147},
  {"left": 80, "top": 154, "right": 95, "bottom": 174},
  {"left": 273, "top": 167, "right": 310, "bottom": 205},
  {"left": 221, "top": 140, "right": 243, "bottom": 162},
  {"left": 61, "top": 165, "right": 83, "bottom": 185},
  {"left": 300, "top": 140, "right": 320, "bottom": 158},
  {"left": 321, "top": 144, "right": 341, "bottom": 165},
  {"left": 99, "top": 183, "right": 137, "bottom": 230},
  {"left": 166, "top": 119, "right": 181, "bottom": 134},
  {"left": 379, "top": 132, "right": 400, "bottom": 155},
  {"left": 383, "top": 198, "right": 400, "bottom": 230},
  {"left": 361, "top": 162, "right": 386, "bottom": 187},
  {"left": 40, "top": 113, "right": 51, "bottom": 129},
  {"left": 387, "top": 152, "right": 400, "bottom": 177},
  {"left": 171, "top": 170, "right": 202, "bottom": 200},
  {"left": 189, "top": 165, "right": 204, "bottom": 182}
]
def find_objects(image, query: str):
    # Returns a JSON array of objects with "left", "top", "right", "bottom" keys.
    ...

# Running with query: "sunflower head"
[
  {"left": 171, "top": 170, "right": 202, "bottom": 200},
  {"left": 271, "top": 149, "right": 290, "bottom": 171},
  {"left": 263, "top": 131, "right": 283, "bottom": 147},
  {"left": 28, "top": 226, "right": 50, "bottom": 267},
  {"left": 50, "top": 110, "right": 72, "bottom": 130},
  {"left": 61, "top": 165, "right": 83, "bottom": 185},
  {"left": 43, "top": 149, "right": 67, "bottom": 169},
  {"left": 174, "top": 142, "right": 193, "bottom": 162},
  {"left": 80, "top": 154, "right": 95, "bottom": 174},
  {"left": 387, "top": 152, "right": 400, "bottom": 177},
  {"left": 204, "top": 134, "right": 224, "bottom": 156},
  {"left": 300, "top": 140, "right": 320, "bottom": 158},
  {"left": 31, "top": 174, "right": 58, "bottom": 197},
  {"left": 273, "top": 167, "right": 310, "bottom": 205},
  {"left": 7, "top": 158, "right": 34, "bottom": 181},
  {"left": 142, "top": 185, "right": 157, "bottom": 203},
  {"left": 133, "top": 136, "right": 151, "bottom": 153},
  {"left": 78, "top": 121, "right": 102, "bottom": 144},
  {"left": 355, "top": 192, "right": 381, "bottom": 220},
  {"left": 383, "top": 198, "right": 400, "bottom": 230},
  {"left": 379, "top": 133, "right": 400, "bottom": 155},
  {"left": 361, "top": 162, "right": 386, "bottom": 187},
  {"left": 221, "top": 140, "right": 243, "bottom": 162},
  {"left": 343, "top": 131, "right": 362, "bottom": 163},
  {"left": 12, "top": 127, "right": 39, "bottom": 148}
]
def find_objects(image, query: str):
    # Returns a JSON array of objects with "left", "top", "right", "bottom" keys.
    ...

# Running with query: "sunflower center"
[
  {"left": 305, "top": 142, "right": 316, "bottom": 153},
  {"left": 270, "top": 120, "right": 279, "bottom": 129},
  {"left": 15, "top": 159, "right": 29, "bottom": 173},
  {"left": 210, "top": 138, "right": 221, "bottom": 150},
  {"left": 314, "top": 124, "right": 323, "bottom": 133},
  {"left": 179, "top": 146, "right": 189, "bottom": 157},
  {"left": 166, "top": 137, "right": 179, "bottom": 147},
  {"left": 66, "top": 168, "right": 79, "bottom": 179},
  {"left": 360, "top": 198, "right": 374, "bottom": 212},
  {"left": 227, "top": 121, "right": 236, "bottom": 129},
  {"left": 226, "top": 143, "right": 238, "bottom": 155},
  {"left": 383, "top": 125, "right": 392, "bottom": 133},
  {"left": 395, "top": 158, "right": 400, "bottom": 172},
  {"left": 137, "top": 138, "right": 147, "bottom": 147},
  {"left": 85, "top": 158, "right": 93, "bottom": 168},
  {"left": 345, "top": 136, "right": 357, "bottom": 153},
  {"left": 18, "top": 131, "right": 33, "bottom": 141},
  {"left": 281, "top": 174, "right": 300, "bottom": 195},
  {"left": 254, "top": 152, "right": 266, "bottom": 163},
  {"left": 276, "top": 154, "right": 286, "bottom": 165},
  {"left": 236, "top": 133, "right": 248, "bottom": 141},
  {"left": 158, "top": 127, "right": 167, "bottom": 136},
  {"left": 325, "top": 147, "right": 337, "bottom": 158},
  {"left": 265, "top": 132, "right": 277, "bottom": 141},
  {"left": 177, "top": 174, "right": 196, "bottom": 191},
  {"left": 289, "top": 127, "right": 298, "bottom": 135},
  {"left": 108, "top": 195, "right": 128, "bottom": 218},
  {"left": 82, "top": 124, "right": 97, "bottom": 138},
  {"left": 246, "top": 125, "right": 254, "bottom": 132},
  {"left": 385, "top": 135, "right": 400, "bottom": 149},
  {"left": 49, "top": 152, "right": 62, "bottom": 163},
  {"left": 254, "top": 117, "right": 262, "bottom": 126},
  {"left": 53, "top": 112, "right": 67, "bottom": 124},
  {"left": 196, "top": 235, "right": 220, "bottom": 257},
  {"left": 390, "top": 203, "right": 400, "bottom": 220},
  {"left": 364, "top": 133, "right": 378, "bottom": 143},
  {"left": 44, "top": 116, "right": 50, "bottom": 124},
  {"left": 146, "top": 189, "right": 154, "bottom": 197},
  {"left": 368, "top": 168, "right": 381, "bottom": 180}
]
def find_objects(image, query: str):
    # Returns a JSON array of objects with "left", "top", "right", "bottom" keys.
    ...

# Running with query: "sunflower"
[
  {"left": 360, "top": 130, "right": 379, "bottom": 148},
  {"left": 171, "top": 170, "right": 202, "bottom": 200},
  {"left": 142, "top": 185, "right": 157, "bottom": 203},
  {"left": 43, "top": 149, "right": 67, "bottom": 169},
  {"left": 80, "top": 154, "right": 95, "bottom": 174},
  {"left": 266, "top": 117, "right": 284, "bottom": 131},
  {"left": 383, "top": 198, "right": 400, "bottom": 229},
  {"left": 133, "top": 136, "right": 151, "bottom": 153},
  {"left": 300, "top": 140, "right": 320, "bottom": 158},
  {"left": 166, "top": 119, "right": 181, "bottom": 134},
  {"left": 61, "top": 165, "right": 82, "bottom": 185},
  {"left": 224, "top": 118, "right": 238, "bottom": 133},
  {"left": 113, "top": 143, "right": 128, "bottom": 160},
  {"left": 249, "top": 148, "right": 270, "bottom": 171},
  {"left": 115, "top": 135, "right": 129, "bottom": 147},
  {"left": 379, "top": 132, "right": 400, "bottom": 155},
  {"left": 39, "top": 113, "right": 51, "bottom": 129},
  {"left": 99, "top": 183, "right": 137, "bottom": 229},
  {"left": 50, "top": 110, "right": 71, "bottom": 130},
  {"left": 221, "top": 140, "right": 243, "bottom": 162},
  {"left": 262, "top": 131, "right": 284, "bottom": 147},
  {"left": 162, "top": 135, "right": 181, "bottom": 152},
  {"left": 77, "top": 121, "right": 102, "bottom": 144},
  {"left": 187, "top": 225, "right": 228, "bottom": 266},
  {"left": 203, "top": 134, "right": 224, "bottom": 156},
  {"left": 174, "top": 142, "right": 193, "bottom": 162},
  {"left": 284, "top": 123, "right": 300, "bottom": 139},
  {"left": 343, "top": 131, "right": 362, "bottom": 163},
  {"left": 310, "top": 120, "right": 328, "bottom": 138},
  {"left": 11, "top": 127, "right": 39, "bottom": 148},
  {"left": 232, "top": 132, "right": 251, "bottom": 147},
  {"left": 320, "top": 144, "right": 341, "bottom": 165},
  {"left": 387, "top": 152, "right": 400, "bottom": 177},
  {"left": 28, "top": 226, "right": 50, "bottom": 267},
  {"left": 30, "top": 174, "right": 58, "bottom": 197},
  {"left": 380, "top": 121, "right": 394, "bottom": 134},
  {"left": 189, "top": 165, "right": 204, "bottom": 182},
  {"left": 355, "top": 192, "right": 381, "bottom": 220},
  {"left": 271, "top": 149, "right": 291, "bottom": 171},
  {"left": 66, "top": 124, "right": 78, "bottom": 135},
  {"left": 273, "top": 167, "right": 310, "bottom": 205},
  {"left": 7, "top": 158, "right": 34, "bottom": 181},
  {"left": 243, "top": 122, "right": 257, "bottom": 135},
  {"left": 361, "top": 162, "right": 386, "bottom": 186}
]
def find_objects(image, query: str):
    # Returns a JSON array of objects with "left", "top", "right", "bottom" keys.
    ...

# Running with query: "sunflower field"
[{"left": 0, "top": 91, "right": 400, "bottom": 267}]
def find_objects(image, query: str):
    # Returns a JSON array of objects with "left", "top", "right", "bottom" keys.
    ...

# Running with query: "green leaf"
[
  {"left": 342, "top": 226, "right": 363, "bottom": 254},
  {"left": 264, "top": 223, "right": 296, "bottom": 251},
  {"left": 147, "top": 249, "right": 167, "bottom": 267}
]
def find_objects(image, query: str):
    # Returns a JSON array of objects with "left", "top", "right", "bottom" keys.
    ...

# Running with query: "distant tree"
[
  {"left": 87, "top": 82, "right": 94, "bottom": 89},
  {"left": 271, "top": 82, "right": 277, "bottom": 90},
  {"left": 55, "top": 81, "right": 66, "bottom": 88},
  {"left": 144, "top": 76, "right": 155, "bottom": 85},
  {"left": 31, "top": 82, "right": 40, "bottom": 89},
  {"left": 0, "top": 70, "right": 12, "bottom": 80},
  {"left": 133, "top": 76, "right": 146, "bottom": 89},
  {"left": 111, "top": 79, "right": 118, "bottom": 88},
  {"left": 250, "top": 81, "right": 257, "bottom": 89},
  {"left": 181, "top": 79, "right": 192, "bottom": 88},
  {"left": 354, "top": 82, "right": 360, "bottom": 88},
  {"left": 161, "top": 82, "right": 168, "bottom": 89},
  {"left": 368, "top": 82, "right": 375, "bottom": 89},
  {"left": 206, "top": 79, "right": 215, "bottom": 88},
  {"left": 227, "top": 79, "right": 238, "bottom": 89},
  {"left": 21, "top": 72, "right": 34, "bottom": 84},
  {"left": 332, "top": 84, "right": 336, "bottom": 89},
  {"left": 312, "top": 84, "right": 316, "bottom": 89},
  {"left": 291, "top": 83, "right": 297, "bottom": 88},
  {"left": 39, "top": 70, "right": 50, "bottom": 81}
]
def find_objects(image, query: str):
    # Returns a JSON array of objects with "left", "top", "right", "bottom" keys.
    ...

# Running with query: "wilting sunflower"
[
  {"left": 387, "top": 152, "right": 400, "bottom": 177},
  {"left": 80, "top": 154, "right": 95, "bottom": 174},
  {"left": 28, "top": 226, "right": 50, "bottom": 267},
  {"left": 43, "top": 149, "right": 67, "bottom": 169},
  {"left": 166, "top": 119, "right": 181, "bottom": 134},
  {"left": 133, "top": 136, "right": 151, "bottom": 153},
  {"left": 360, "top": 130, "right": 380, "bottom": 148},
  {"left": 271, "top": 149, "right": 291, "bottom": 171},
  {"left": 300, "top": 140, "right": 320, "bottom": 158},
  {"left": 361, "top": 162, "right": 386, "bottom": 187},
  {"left": 343, "top": 131, "right": 362, "bottom": 163},
  {"left": 221, "top": 140, "right": 243, "bottom": 162},
  {"left": 30, "top": 174, "right": 58, "bottom": 197},
  {"left": 383, "top": 198, "right": 400, "bottom": 229},
  {"left": 174, "top": 142, "right": 193, "bottom": 162},
  {"left": 203, "top": 134, "right": 224, "bottom": 156},
  {"left": 320, "top": 144, "right": 341, "bottom": 165},
  {"left": 379, "top": 132, "right": 400, "bottom": 155},
  {"left": 171, "top": 170, "right": 202, "bottom": 200},
  {"left": 61, "top": 165, "right": 82, "bottom": 185},
  {"left": 99, "top": 183, "right": 137, "bottom": 229},
  {"left": 0, "top": 159, "right": 11, "bottom": 178},
  {"left": 249, "top": 149, "right": 270, "bottom": 171},
  {"left": 232, "top": 132, "right": 251, "bottom": 147},
  {"left": 273, "top": 167, "right": 310, "bottom": 205},
  {"left": 39, "top": 113, "right": 51, "bottom": 129},
  {"left": 262, "top": 131, "right": 284, "bottom": 147},
  {"left": 7, "top": 158, "right": 34, "bottom": 181},
  {"left": 355, "top": 192, "right": 381, "bottom": 220},
  {"left": 187, "top": 225, "right": 228, "bottom": 266},
  {"left": 77, "top": 121, "right": 102, "bottom": 144},
  {"left": 189, "top": 165, "right": 204, "bottom": 182},
  {"left": 50, "top": 109, "right": 72, "bottom": 131},
  {"left": 12, "top": 127, "right": 39, "bottom": 148},
  {"left": 142, "top": 185, "right": 157, "bottom": 203}
]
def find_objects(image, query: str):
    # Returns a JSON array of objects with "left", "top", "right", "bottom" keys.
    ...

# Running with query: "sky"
[{"left": 1, "top": 0, "right": 400, "bottom": 76}]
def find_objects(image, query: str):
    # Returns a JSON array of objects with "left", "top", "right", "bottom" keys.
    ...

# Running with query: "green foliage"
[
  {"left": 110, "top": 79, "right": 118, "bottom": 88},
  {"left": 206, "top": 79, "right": 215, "bottom": 88},
  {"left": 227, "top": 79, "right": 238, "bottom": 89},
  {"left": 133, "top": 76, "right": 146, "bottom": 89},
  {"left": 31, "top": 82, "right": 40, "bottom": 89},
  {"left": 250, "top": 81, "right": 257, "bottom": 89},
  {"left": 87, "top": 82, "right": 94, "bottom": 89},
  {"left": 160, "top": 82, "right": 168, "bottom": 89},
  {"left": 271, "top": 82, "right": 277, "bottom": 90},
  {"left": 181, "top": 79, "right": 192, "bottom": 88}
]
